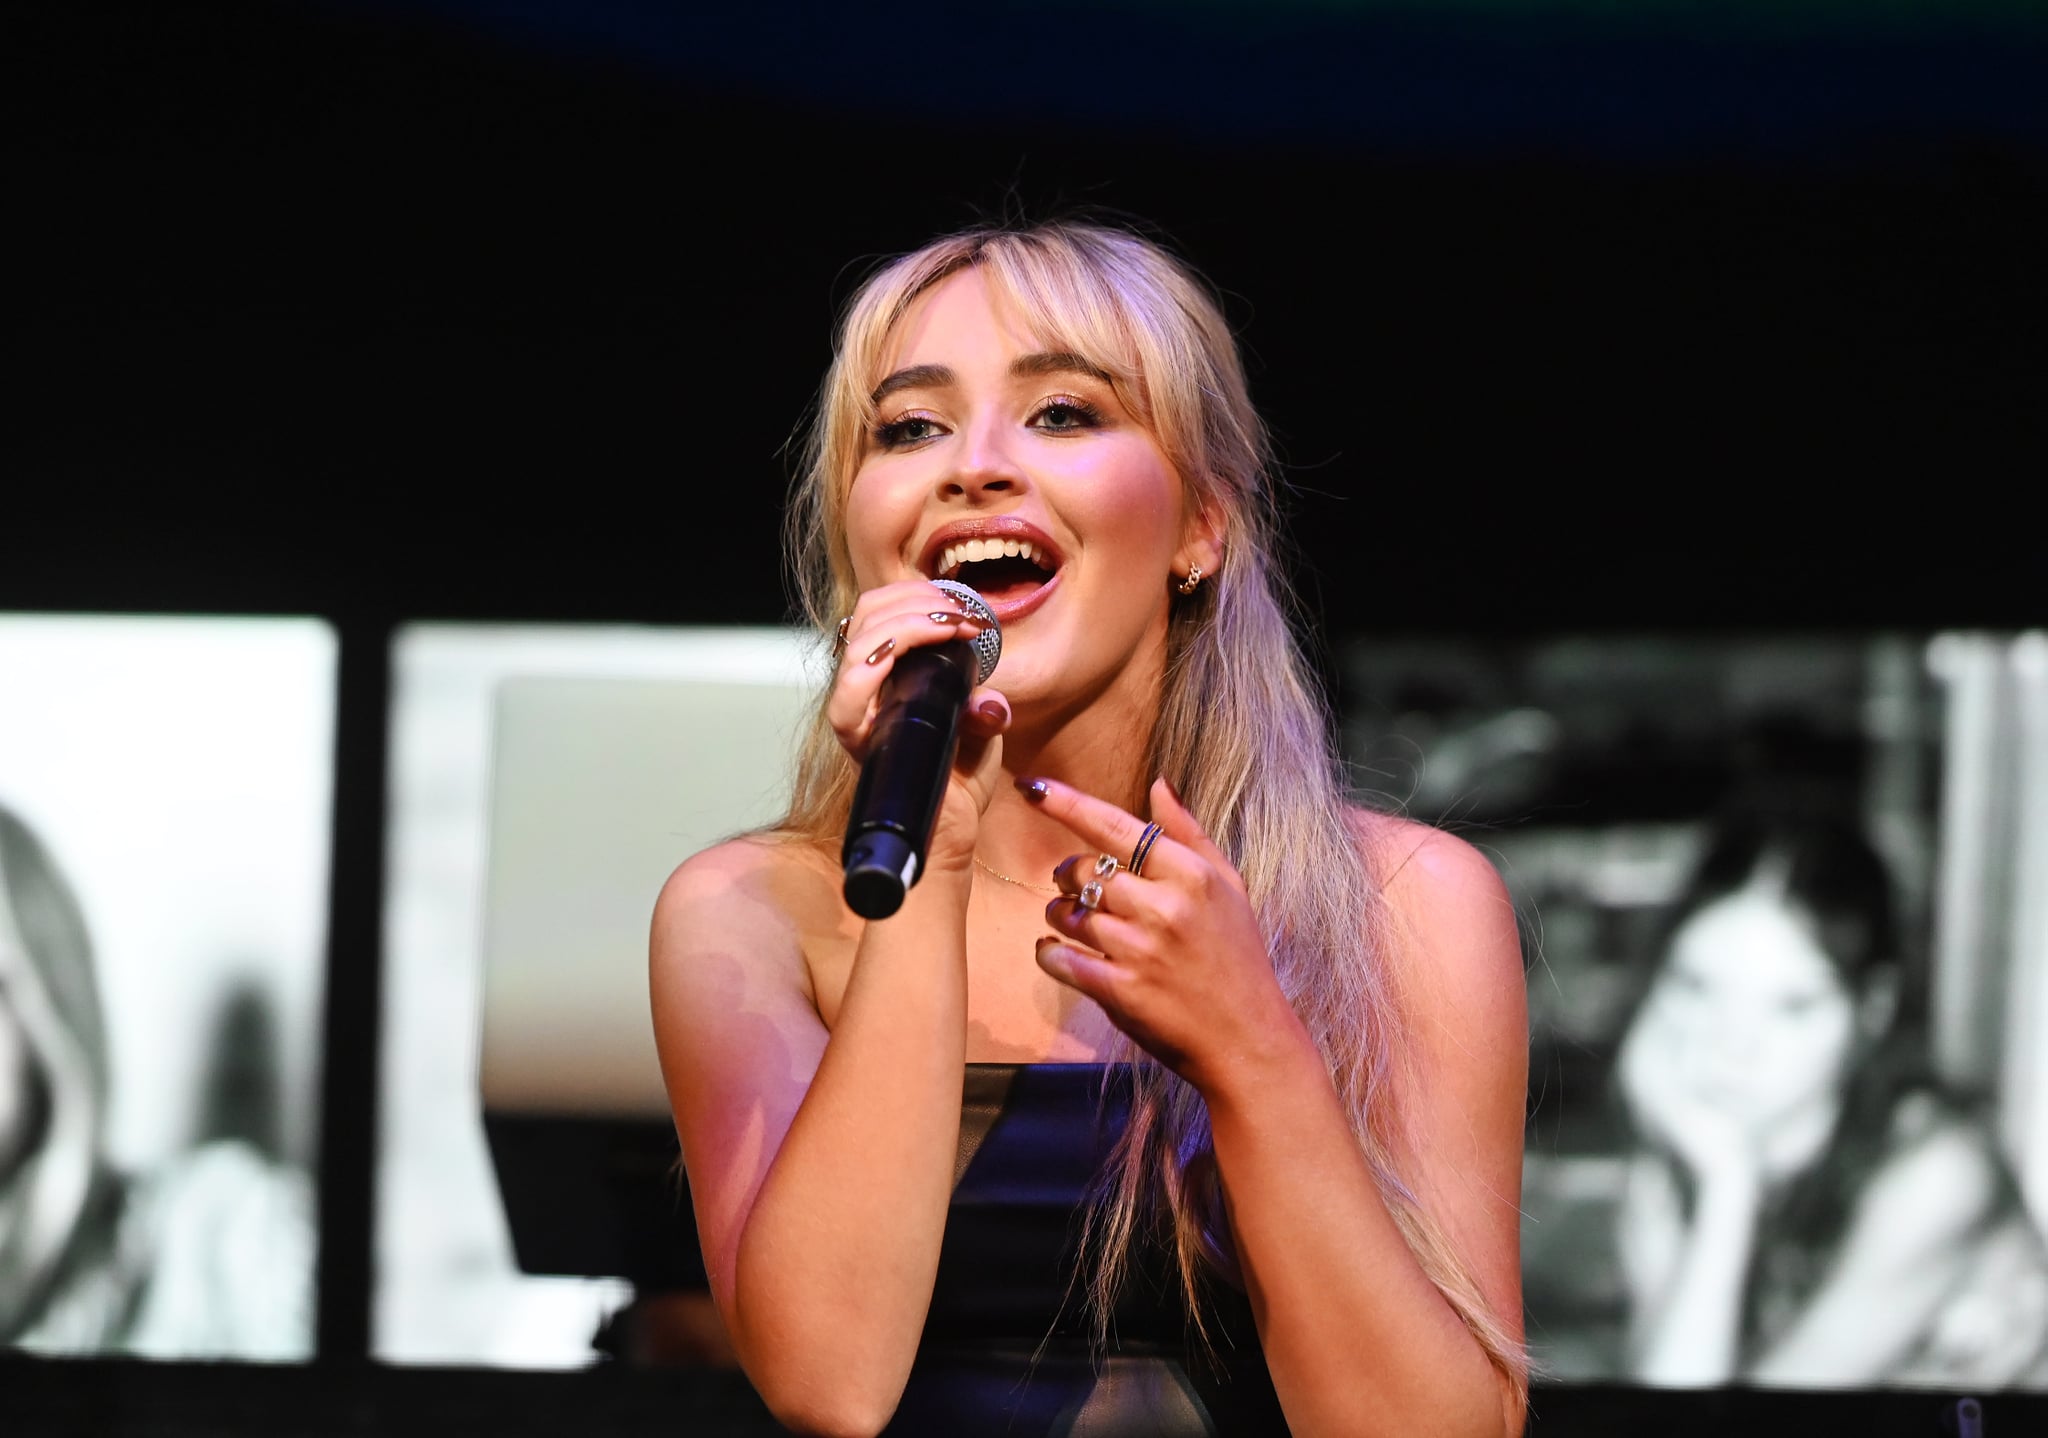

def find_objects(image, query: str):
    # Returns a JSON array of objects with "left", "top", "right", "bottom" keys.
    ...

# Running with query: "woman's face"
[
  {"left": 1640, "top": 885, "right": 1862, "bottom": 1136},
  {"left": 843, "top": 267, "right": 1214, "bottom": 713}
]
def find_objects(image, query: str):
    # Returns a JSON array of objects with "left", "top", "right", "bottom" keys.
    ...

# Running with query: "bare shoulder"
[
  {"left": 1851, "top": 1098, "right": 2004, "bottom": 1254},
  {"left": 657, "top": 831, "right": 815, "bottom": 932},
  {"left": 650, "top": 831, "right": 846, "bottom": 1047},
  {"left": 1344, "top": 812, "right": 1530, "bottom": 1370},
  {"left": 655, "top": 831, "right": 839, "bottom": 961},
  {"left": 1350, "top": 808, "right": 1525, "bottom": 1001}
]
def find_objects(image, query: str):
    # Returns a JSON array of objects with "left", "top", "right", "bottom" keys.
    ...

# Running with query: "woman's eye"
[
  {"left": 874, "top": 416, "right": 942, "bottom": 449},
  {"left": 1031, "top": 398, "right": 1102, "bottom": 433}
]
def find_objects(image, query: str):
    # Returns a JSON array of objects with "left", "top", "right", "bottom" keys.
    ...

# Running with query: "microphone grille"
[{"left": 930, "top": 579, "right": 1002, "bottom": 684}]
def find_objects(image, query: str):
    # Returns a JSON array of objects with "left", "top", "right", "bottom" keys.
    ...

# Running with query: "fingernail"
[
  {"left": 1018, "top": 778, "right": 1050, "bottom": 802},
  {"left": 928, "top": 610, "right": 966, "bottom": 625},
  {"left": 975, "top": 700, "right": 1005, "bottom": 723},
  {"left": 865, "top": 638, "right": 896, "bottom": 666}
]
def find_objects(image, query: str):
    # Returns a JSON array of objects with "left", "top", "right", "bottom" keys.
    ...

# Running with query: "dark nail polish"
[
  {"left": 865, "top": 638, "right": 896, "bottom": 666},
  {"left": 976, "top": 700, "right": 1005, "bottom": 722},
  {"left": 1019, "top": 778, "right": 1050, "bottom": 802}
]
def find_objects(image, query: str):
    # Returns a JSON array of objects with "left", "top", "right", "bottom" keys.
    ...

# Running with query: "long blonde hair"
[{"left": 781, "top": 220, "right": 1524, "bottom": 1394}]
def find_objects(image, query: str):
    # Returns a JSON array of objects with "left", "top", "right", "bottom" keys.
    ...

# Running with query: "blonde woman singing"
[{"left": 651, "top": 220, "right": 1529, "bottom": 1436}]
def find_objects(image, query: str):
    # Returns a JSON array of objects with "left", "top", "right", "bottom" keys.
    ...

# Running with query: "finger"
[
  {"left": 1044, "top": 895, "right": 1149, "bottom": 958},
  {"left": 960, "top": 686, "right": 1011, "bottom": 739},
  {"left": 840, "top": 581, "right": 993, "bottom": 655},
  {"left": 1051, "top": 851, "right": 1131, "bottom": 902},
  {"left": 1051, "top": 853, "right": 1091, "bottom": 897},
  {"left": 1035, "top": 935, "right": 1126, "bottom": 1005},
  {"left": 828, "top": 600, "right": 995, "bottom": 751},
  {"left": 848, "top": 594, "right": 991, "bottom": 655},
  {"left": 1015, "top": 777, "right": 1163, "bottom": 878}
]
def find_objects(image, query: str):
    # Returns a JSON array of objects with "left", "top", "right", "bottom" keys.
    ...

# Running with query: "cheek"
[
  {"left": 1644, "top": 982, "right": 1709, "bottom": 1037},
  {"left": 1784, "top": 1008, "right": 1857, "bottom": 1074},
  {"left": 1748, "top": 1008, "right": 1856, "bottom": 1109},
  {"left": 841, "top": 470, "right": 911, "bottom": 588},
  {"left": 1067, "top": 450, "right": 1184, "bottom": 562}
]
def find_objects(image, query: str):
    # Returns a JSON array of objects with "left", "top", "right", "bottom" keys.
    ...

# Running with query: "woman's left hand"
[{"left": 1024, "top": 775, "right": 1303, "bottom": 1095}]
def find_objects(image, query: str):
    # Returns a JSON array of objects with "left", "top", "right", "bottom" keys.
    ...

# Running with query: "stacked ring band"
[{"left": 1130, "top": 822, "right": 1164, "bottom": 876}]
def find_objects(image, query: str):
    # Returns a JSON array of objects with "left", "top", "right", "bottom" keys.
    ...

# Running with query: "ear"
[{"left": 1174, "top": 491, "right": 1228, "bottom": 581}]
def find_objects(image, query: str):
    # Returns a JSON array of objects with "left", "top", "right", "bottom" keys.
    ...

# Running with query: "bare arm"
[
  {"left": 650, "top": 840, "right": 972, "bottom": 1437},
  {"left": 1623, "top": 1159, "right": 1763, "bottom": 1385},
  {"left": 1751, "top": 1117, "right": 2002, "bottom": 1385},
  {"left": 1613, "top": 960, "right": 1775, "bottom": 1385},
  {"left": 1031, "top": 786, "right": 1528, "bottom": 1437},
  {"left": 1619, "top": 1089, "right": 2003, "bottom": 1388},
  {"left": 1209, "top": 822, "right": 1527, "bottom": 1438},
  {"left": 650, "top": 580, "right": 1008, "bottom": 1437}
]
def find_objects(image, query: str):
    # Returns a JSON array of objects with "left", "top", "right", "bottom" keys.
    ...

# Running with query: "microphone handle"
[{"left": 841, "top": 638, "right": 975, "bottom": 919}]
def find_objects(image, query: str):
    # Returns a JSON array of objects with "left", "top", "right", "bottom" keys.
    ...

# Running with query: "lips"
[{"left": 916, "top": 517, "right": 1063, "bottom": 621}]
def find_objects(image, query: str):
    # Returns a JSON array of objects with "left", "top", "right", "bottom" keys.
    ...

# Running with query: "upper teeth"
[{"left": 938, "top": 538, "right": 1040, "bottom": 576}]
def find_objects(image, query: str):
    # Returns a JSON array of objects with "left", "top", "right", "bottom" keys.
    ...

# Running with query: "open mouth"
[{"left": 932, "top": 537, "right": 1059, "bottom": 608}]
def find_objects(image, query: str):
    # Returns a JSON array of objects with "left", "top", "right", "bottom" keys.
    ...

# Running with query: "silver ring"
[{"left": 1078, "top": 880, "right": 1105, "bottom": 912}]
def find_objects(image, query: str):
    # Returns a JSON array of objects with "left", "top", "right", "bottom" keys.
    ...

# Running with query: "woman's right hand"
[
  {"left": 826, "top": 580, "right": 1011, "bottom": 872},
  {"left": 1617, "top": 995, "right": 1761, "bottom": 1186}
]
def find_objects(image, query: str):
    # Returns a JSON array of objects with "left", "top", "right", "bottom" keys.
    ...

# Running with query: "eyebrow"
[
  {"left": 1012, "top": 350, "right": 1115, "bottom": 385},
  {"left": 869, "top": 364, "right": 952, "bottom": 406},
  {"left": 868, "top": 351, "right": 1115, "bottom": 405}
]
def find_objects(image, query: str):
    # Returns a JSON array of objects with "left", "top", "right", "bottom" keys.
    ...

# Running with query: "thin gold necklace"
[{"left": 973, "top": 855, "right": 1060, "bottom": 895}]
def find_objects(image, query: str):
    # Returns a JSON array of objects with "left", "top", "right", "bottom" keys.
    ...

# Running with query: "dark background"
[
  {"left": 10, "top": 0, "right": 2046, "bottom": 631},
  {"left": 6, "top": 0, "right": 2046, "bottom": 1429}
]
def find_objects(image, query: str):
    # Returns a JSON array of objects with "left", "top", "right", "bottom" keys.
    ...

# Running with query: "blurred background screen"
[
  {"left": 377, "top": 623, "right": 810, "bottom": 1367},
  {"left": 1339, "top": 630, "right": 2048, "bottom": 1388},
  {"left": 0, "top": 615, "right": 333, "bottom": 1360}
]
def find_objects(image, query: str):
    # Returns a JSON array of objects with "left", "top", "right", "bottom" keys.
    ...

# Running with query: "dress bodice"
[{"left": 888, "top": 1064, "right": 1286, "bottom": 1435}]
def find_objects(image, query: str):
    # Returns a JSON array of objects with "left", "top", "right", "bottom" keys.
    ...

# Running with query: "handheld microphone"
[{"left": 841, "top": 579, "right": 1002, "bottom": 920}]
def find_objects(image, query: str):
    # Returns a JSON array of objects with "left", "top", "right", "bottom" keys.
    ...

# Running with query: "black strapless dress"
[{"left": 887, "top": 1064, "right": 1288, "bottom": 1435}]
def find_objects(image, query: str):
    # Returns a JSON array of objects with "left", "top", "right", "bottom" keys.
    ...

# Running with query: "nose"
[{"left": 938, "top": 413, "right": 1026, "bottom": 501}]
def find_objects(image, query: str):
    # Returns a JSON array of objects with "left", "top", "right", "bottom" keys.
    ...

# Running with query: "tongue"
[{"left": 956, "top": 556, "right": 1050, "bottom": 604}]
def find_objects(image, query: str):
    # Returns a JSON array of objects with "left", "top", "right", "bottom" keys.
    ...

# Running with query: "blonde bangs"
[{"left": 812, "top": 227, "right": 1246, "bottom": 539}]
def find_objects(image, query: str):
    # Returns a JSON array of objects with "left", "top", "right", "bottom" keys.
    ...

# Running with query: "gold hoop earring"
[{"left": 1175, "top": 565, "right": 1203, "bottom": 596}]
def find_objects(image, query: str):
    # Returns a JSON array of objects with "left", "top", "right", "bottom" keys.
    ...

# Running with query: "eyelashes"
[
  {"left": 873, "top": 415, "right": 943, "bottom": 449},
  {"left": 1030, "top": 397, "right": 1104, "bottom": 433},
  {"left": 871, "top": 395, "right": 1107, "bottom": 451}
]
